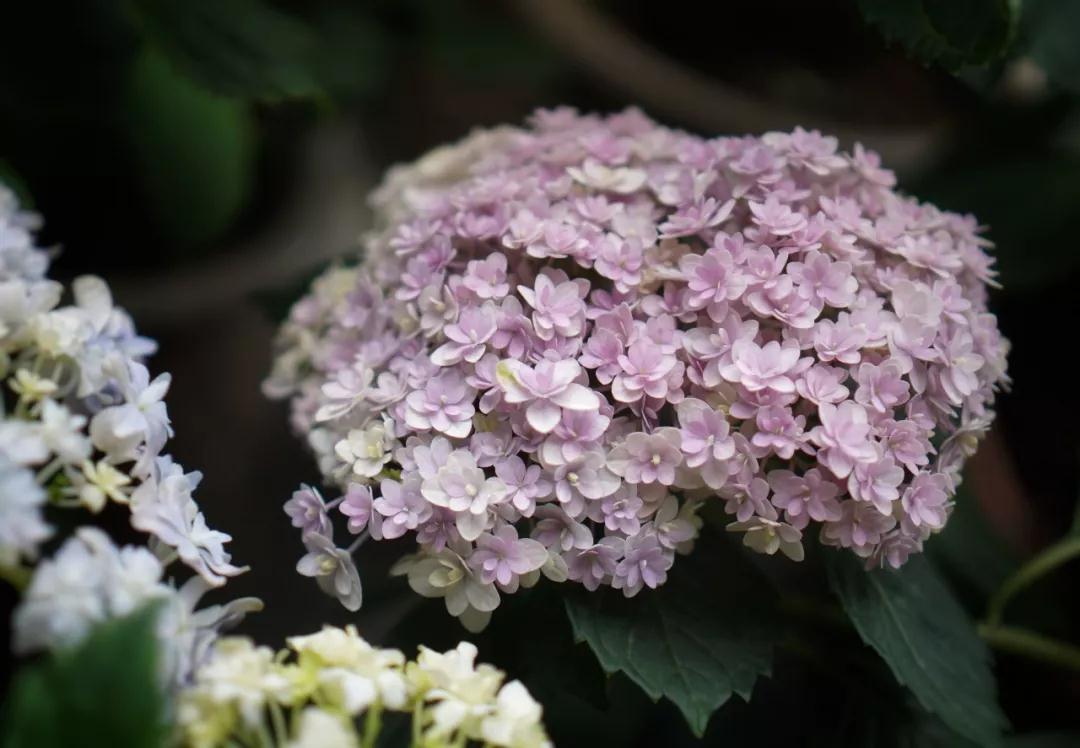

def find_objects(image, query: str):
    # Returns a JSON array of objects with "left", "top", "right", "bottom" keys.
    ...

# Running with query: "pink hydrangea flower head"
[{"left": 269, "top": 107, "right": 1010, "bottom": 627}]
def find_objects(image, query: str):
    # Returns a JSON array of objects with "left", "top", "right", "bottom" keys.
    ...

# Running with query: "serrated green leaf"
[
  {"left": 0, "top": 605, "right": 167, "bottom": 748},
  {"left": 827, "top": 553, "right": 1008, "bottom": 747},
  {"left": 858, "top": 0, "right": 1021, "bottom": 72},
  {"left": 565, "top": 535, "right": 781, "bottom": 737}
]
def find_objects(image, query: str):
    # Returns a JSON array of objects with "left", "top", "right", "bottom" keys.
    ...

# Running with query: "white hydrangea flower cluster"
[
  {"left": 0, "top": 184, "right": 255, "bottom": 684},
  {"left": 176, "top": 625, "right": 551, "bottom": 748},
  {"left": 267, "top": 108, "right": 1009, "bottom": 629}
]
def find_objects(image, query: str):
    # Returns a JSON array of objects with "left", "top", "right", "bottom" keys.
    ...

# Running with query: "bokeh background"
[{"left": 3, "top": 0, "right": 1079, "bottom": 743}]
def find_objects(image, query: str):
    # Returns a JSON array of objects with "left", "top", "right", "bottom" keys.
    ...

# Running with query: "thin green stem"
[
  {"left": 362, "top": 704, "right": 383, "bottom": 748},
  {"left": 977, "top": 624, "right": 1080, "bottom": 673},
  {"left": 986, "top": 535, "right": 1080, "bottom": 626},
  {"left": 268, "top": 701, "right": 288, "bottom": 746},
  {"left": 412, "top": 701, "right": 425, "bottom": 748}
]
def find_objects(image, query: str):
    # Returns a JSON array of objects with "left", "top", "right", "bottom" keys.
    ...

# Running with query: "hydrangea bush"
[
  {"left": 0, "top": 184, "right": 256, "bottom": 686},
  {"left": 178, "top": 626, "right": 550, "bottom": 748},
  {"left": 268, "top": 107, "right": 1009, "bottom": 629},
  {"left": 0, "top": 183, "right": 551, "bottom": 748}
]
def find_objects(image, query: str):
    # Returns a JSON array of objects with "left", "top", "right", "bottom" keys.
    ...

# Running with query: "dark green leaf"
[
  {"left": 827, "top": 553, "right": 1008, "bottom": 747},
  {"left": 131, "top": 0, "right": 387, "bottom": 102},
  {"left": 1023, "top": 0, "right": 1080, "bottom": 94},
  {"left": 0, "top": 605, "right": 167, "bottom": 748},
  {"left": 132, "top": 0, "right": 325, "bottom": 100},
  {"left": 858, "top": 0, "right": 1021, "bottom": 71},
  {"left": 565, "top": 535, "right": 781, "bottom": 737},
  {"left": 126, "top": 47, "right": 256, "bottom": 250}
]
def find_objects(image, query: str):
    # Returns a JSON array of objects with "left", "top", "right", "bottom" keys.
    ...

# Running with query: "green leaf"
[
  {"left": 1023, "top": 0, "right": 1080, "bottom": 94},
  {"left": 858, "top": 0, "right": 1021, "bottom": 71},
  {"left": 827, "top": 553, "right": 1008, "bottom": 747},
  {"left": 126, "top": 47, "right": 256, "bottom": 251},
  {"left": 0, "top": 605, "right": 167, "bottom": 748},
  {"left": 565, "top": 535, "right": 781, "bottom": 737},
  {"left": 130, "top": 0, "right": 387, "bottom": 102}
]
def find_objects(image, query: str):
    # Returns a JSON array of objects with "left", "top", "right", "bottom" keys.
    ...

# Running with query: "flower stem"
[
  {"left": 977, "top": 623, "right": 1080, "bottom": 673},
  {"left": 362, "top": 703, "right": 383, "bottom": 748},
  {"left": 986, "top": 534, "right": 1080, "bottom": 626},
  {"left": 411, "top": 701, "right": 425, "bottom": 747},
  {"left": 268, "top": 702, "right": 288, "bottom": 746}
]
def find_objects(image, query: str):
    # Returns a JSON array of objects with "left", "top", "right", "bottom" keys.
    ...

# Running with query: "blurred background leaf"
[
  {"left": 0, "top": 606, "right": 165, "bottom": 748},
  {"left": 126, "top": 48, "right": 257, "bottom": 250},
  {"left": 857, "top": 0, "right": 1021, "bottom": 71}
]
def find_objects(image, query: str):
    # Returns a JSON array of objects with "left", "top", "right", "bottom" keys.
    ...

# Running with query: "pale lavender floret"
[
  {"left": 284, "top": 484, "right": 332, "bottom": 538},
  {"left": 470, "top": 524, "right": 548, "bottom": 587},
  {"left": 809, "top": 402, "right": 878, "bottom": 478},
  {"left": 787, "top": 250, "right": 858, "bottom": 308},
  {"left": 612, "top": 529, "right": 673, "bottom": 597},
  {"left": 430, "top": 305, "right": 498, "bottom": 366},
  {"left": 296, "top": 533, "right": 362, "bottom": 611},
  {"left": 748, "top": 196, "right": 807, "bottom": 236},
  {"left": 594, "top": 235, "right": 643, "bottom": 291},
  {"left": 676, "top": 398, "right": 736, "bottom": 490},
  {"left": 339, "top": 483, "right": 376, "bottom": 535},
  {"left": 854, "top": 360, "right": 910, "bottom": 414},
  {"left": 680, "top": 247, "right": 746, "bottom": 310},
  {"left": 540, "top": 408, "right": 611, "bottom": 466},
  {"left": 518, "top": 273, "right": 588, "bottom": 340},
  {"left": 795, "top": 364, "right": 850, "bottom": 405},
  {"left": 564, "top": 537, "right": 624, "bottom": 591},
  {"left": 847, "top": 456, "right": 904, "bottom": 514},
  {"left": 595, "top": 486, "right": 644, "bottom": 535},
  {"left": 532, "top": 505, "right": 593, "bottom": 551},
  {"left": 404, "top": 369, "right": 476, "bottom": 439},
  {"left": 768, "top": 468, "right": 841, "bottom": 529},
  {"left": 745, "top": 275, "right": 822, "bottom": 329},
  {"left": 496, "top": 358, "right": 600, "bottom": 434},
  {"left": 374, "top": 476, "right": 432, "bottom": 539},
  {"left": 720, "top": 338, "right": 807, "bottom": 394},
  {"left": 822, "top": 501, "right": 897, "bottom": 557},
  {"left": 579, "top": 328, "right": 625, "bottom": 384},
  {"left": 462, "top": 252, "right": 510, "bottom": 300},
  {"left": 543, "top": 450, "right": 620, "bottom": 519},
  {"left": 611, "top": 341, "right": 682, "bottom": 404},
  {"left": 493, "top": 455, "right": 552, "bottom": 517},
  {"left": 722, "top": 477, "right": 772, "bottom": 522},
  {"left": 606, "top": 428, "right": 683, "bottom": 486},
  {"left": 813, "top": 315, "right": 866, "bottom": 365},
  {"left": 877, "top": 418, "right": 933, "bottom": 473},
  {"left": 900, "top": 471, "right": 950, "bottom": 531},
  {"left": 750, "top": 405, "right": 807, "bottom": 460}
]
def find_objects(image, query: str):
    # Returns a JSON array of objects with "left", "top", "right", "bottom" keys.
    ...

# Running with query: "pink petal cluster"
[{"left": 267, "top": 108, "right": 1009, "bottom": 627}]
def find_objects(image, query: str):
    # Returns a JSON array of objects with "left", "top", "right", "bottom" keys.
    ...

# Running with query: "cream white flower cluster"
[
  {"left": 177, "top": 625, "right": 551, "bottom": 748},
  {"left": 0, "top": 184, "right": 256, "bottom": 685}
]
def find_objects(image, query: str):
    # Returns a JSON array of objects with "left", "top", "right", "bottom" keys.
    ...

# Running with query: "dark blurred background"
[{"left": 2, "top": 0, "right": 1079, "bottom": 743}]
